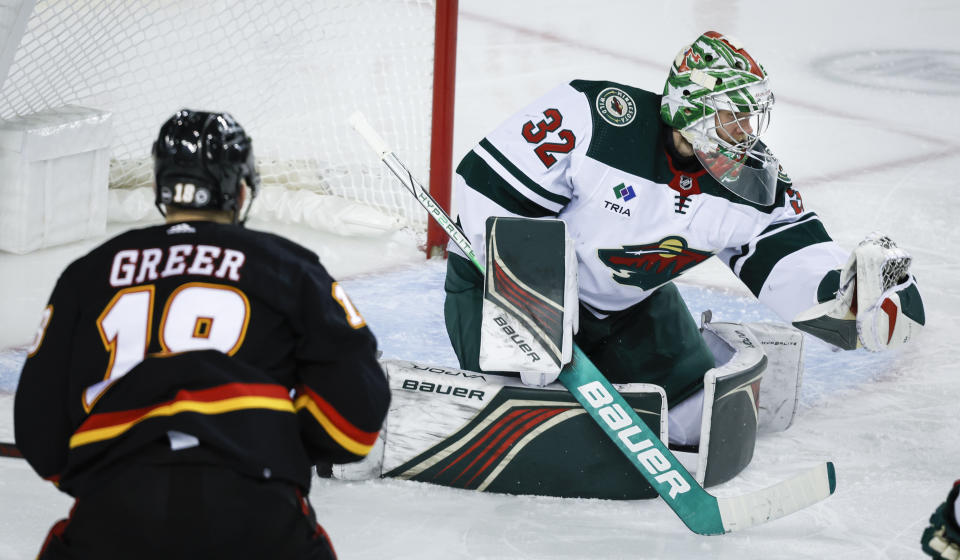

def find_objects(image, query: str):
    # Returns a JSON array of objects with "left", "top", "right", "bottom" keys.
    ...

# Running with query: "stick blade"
[{"left": 716, "top": 462, "right": 836, "bottom": 533}]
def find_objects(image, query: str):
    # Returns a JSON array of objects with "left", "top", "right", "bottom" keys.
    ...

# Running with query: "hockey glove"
[
  {"left": 922, "top": 480, "right": 960, "bottom": 559},
  {"left": 793, "top": 232, "right": 925, "bottom": 351}
]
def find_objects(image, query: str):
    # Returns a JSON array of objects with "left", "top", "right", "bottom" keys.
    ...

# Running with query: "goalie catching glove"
[{"left": 793, "top": 232, "right": 924, "bottom": 351}]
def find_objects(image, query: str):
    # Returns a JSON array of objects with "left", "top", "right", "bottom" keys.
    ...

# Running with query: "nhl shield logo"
[
  {"left": 679, "top": 176, "right": 693, "bottom": 191},
  {"left": 596, "top": 87, "right": 636, "bottom": 127}
]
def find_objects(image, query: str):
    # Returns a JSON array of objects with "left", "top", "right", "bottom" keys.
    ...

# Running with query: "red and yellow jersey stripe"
[
  {"left": 70, "top": 382, "right": 294, "bottom": 449},
  {"left": 294, "top": 385, "right": 379, "bottom": 456}
]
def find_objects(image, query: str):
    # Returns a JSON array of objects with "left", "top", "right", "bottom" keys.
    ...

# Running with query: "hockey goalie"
[{"left": 335, "top": 30, "right": 925, "bottom": 499}]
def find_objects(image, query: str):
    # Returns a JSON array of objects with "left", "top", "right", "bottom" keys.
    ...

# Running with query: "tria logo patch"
[
  {"left": 613, "top": 183, "right": 636, "bottom": 201},
  {"left": 597, "top": 236, "right": 712, "bottom": 290},
  {"left": 604, "top": 183, "right": 635, "bottom": 216}
]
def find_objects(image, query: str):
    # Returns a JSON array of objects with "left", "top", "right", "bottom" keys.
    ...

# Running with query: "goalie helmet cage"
[{"left": 0, "top": 0, "right": 457, "bottom": 256}]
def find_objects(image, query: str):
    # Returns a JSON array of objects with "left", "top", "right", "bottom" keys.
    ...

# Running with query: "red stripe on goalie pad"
[{"left": 881, "top": 298, "right": 898, "bottom": 344}]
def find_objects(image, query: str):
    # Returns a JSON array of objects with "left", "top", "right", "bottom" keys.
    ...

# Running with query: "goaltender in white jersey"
[
  {"left": 443, "top": 30, "right": 926, "bottom": 422},
  {"left": 332, "top": 31, "right": 926, "bottom": 500},
  {"left": 453, "top": 80, "right": 832, "bottom": 322}
]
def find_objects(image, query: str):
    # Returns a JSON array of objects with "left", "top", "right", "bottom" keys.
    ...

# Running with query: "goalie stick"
[{"left": 349, "top": 111, "right": 836, "bottom": 535}]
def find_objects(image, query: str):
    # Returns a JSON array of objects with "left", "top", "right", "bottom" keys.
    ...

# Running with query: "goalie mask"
[
  {"left": 152, "top": 109, "right": 260, "bottom": 223},
  {"left": 660, "top": 31, "right": 778, "bottom": 205}
]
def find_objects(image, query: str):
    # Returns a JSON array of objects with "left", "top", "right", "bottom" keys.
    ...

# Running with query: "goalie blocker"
[
  {"left": 479, "top": 216, "right": 578, "bottom": 387},
  {"left": 334, "top": 318, "right": 806, "bottom": 497}
]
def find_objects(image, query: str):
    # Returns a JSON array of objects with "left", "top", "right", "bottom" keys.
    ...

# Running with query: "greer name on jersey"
[
  {"left": 108, "top": 243, "right": 247, "bottom": 286},
  {"left": 450, "top": 80, "right": 848, "bottom": 322}
]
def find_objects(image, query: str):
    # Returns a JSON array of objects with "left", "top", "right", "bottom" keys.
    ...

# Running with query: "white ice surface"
[{"left": 2, "top": 1, "right": 959, "bottom": 558}]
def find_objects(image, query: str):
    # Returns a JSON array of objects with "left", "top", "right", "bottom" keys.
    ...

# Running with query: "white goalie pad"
[
  {"left": 746, "top": 322, "right": 805, "bottom": 433},
  {"left": 334, "top": 359, "right": 668, "bottom": 486},
  {"left": 695, "top": 318, "right": 804, "bottom": 435},
  {"left": 333, "top": 360, "right": 493, "bottom": 481},
  {"left": 684, "top": 318, "right": 804, "bottom": 440},
  {"left": 479, "top": 217, "right": 578, "bottom": 386},
  {"left": 695, "top": 320, "right": 767, "bottom": 486}
]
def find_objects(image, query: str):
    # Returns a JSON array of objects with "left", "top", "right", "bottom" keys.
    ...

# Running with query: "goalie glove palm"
[
  {"left": 793, "top": 232, "right": 925, "bottom": 351},
  {"left": 852, "top": 234, "right": 924, "bottom": 351}
]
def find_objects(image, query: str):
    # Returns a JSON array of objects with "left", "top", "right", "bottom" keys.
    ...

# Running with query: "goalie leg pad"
[
  {"left": 667, "top": 389, "right": 704, "bottom": 447},
  {"left": 354, "top": 359, "right": 669, "bottom": 499},
  {"left": 479, "top": 217, "right": 578, "bottom": 386},
  {"left": 745, "top": 321, "right": 805, "bottom": 433},
  {"left": 331, "top": 435, "right": 385, "bottom": 481},
  {"left": 669, "top": 319, "right": 798, "bottom": 448},
  {"left": 695, "top": 319, "right": 767, "bottom": 487}
]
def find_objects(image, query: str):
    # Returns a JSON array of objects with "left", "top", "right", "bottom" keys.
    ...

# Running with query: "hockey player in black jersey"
[{"left": 14, "top": 110, "right": 390, "bottom": 559}]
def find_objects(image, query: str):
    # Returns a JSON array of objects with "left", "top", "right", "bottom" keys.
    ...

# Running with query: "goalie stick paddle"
[{"left": 348, "top": 111, "right": 837, "bottom": 535}]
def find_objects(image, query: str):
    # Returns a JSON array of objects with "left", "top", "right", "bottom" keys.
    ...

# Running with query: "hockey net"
[{"left": 0, "top": 0, "right": 454, "bottom": 243}]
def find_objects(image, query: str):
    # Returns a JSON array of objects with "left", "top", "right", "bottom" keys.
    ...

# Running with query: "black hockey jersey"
[{"left": 14, "top": 220, "right": 390, "bottom": 495}]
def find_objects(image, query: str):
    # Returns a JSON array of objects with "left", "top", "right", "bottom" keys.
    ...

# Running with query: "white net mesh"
[{"left": 0, "top": 0, "right": 437, "bottom": 232}]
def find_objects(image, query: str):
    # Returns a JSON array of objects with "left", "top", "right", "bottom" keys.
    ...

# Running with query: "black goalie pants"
[{"left": 37, "top": 463, "right": 337, "bottom": 560}]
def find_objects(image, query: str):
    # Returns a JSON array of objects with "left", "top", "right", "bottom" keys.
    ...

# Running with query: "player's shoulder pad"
[
  {"left": 239, "top": 226, "right": 338, "bottom": 279},
  {"left": 66, "top": 223, "right": 171, "bottom": 280},
  {"left": 238, "top": 225, "right": 320, "bottom": 263}
]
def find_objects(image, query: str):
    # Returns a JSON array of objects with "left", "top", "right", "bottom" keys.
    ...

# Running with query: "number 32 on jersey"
[{"left": 521, "top": 108, "right": 576, "bottom": 168}]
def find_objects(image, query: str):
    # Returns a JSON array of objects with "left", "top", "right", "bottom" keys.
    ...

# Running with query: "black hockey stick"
[
  {"left": 0, "top": 441, "right": 22, "bottom": 459},
  {"left": 350, "top": 111, "right": 836, "bottom": 534}
]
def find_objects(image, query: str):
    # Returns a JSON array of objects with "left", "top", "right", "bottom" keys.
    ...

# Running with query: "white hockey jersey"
[{"left": 450, "top": 80, "right": 848, "bottom": 323}]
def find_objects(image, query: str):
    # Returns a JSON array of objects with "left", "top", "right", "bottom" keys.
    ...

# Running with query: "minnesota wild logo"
[
  {"left": 596, "top": 87, "right": 636, "bottom": 127},
  {"left": 597, "top": 236, "right": 713, "bottom": 290}
]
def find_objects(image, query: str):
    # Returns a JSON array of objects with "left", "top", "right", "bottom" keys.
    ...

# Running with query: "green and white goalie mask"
[{"left": 661, "top": 31, "right": 779, "bottom": 205}]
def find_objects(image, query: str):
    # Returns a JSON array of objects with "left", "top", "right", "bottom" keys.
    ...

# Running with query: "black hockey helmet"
[{"left": 152, "top": 109, "right": 260, "bottom": 223}]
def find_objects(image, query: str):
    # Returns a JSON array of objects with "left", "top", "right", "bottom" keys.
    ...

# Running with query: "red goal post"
[{"left": 428, "top": 0, "right": 458, "bottom": 257}]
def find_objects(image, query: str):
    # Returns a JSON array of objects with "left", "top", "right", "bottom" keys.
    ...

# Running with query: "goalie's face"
[
  {"left": 680, "top": 96, "right": 780, "bottom": 206},
  {"left": 715, "top": 110, "right": 754, "bottom": 146}
]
